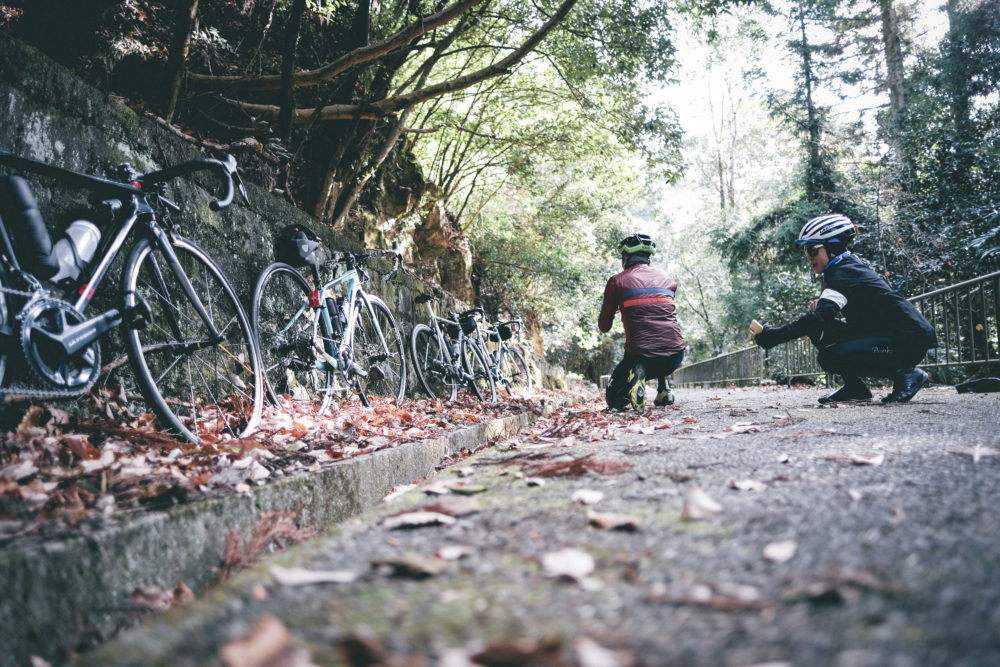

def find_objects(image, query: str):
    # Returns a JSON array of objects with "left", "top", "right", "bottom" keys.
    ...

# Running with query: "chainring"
[{"left": 20, "top": 298, "right": 101, "bottom": 392}]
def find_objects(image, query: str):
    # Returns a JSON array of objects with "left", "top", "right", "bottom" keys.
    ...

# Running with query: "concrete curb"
[{"left": 0, "top": 399, "right": 580, "bottom": 667}]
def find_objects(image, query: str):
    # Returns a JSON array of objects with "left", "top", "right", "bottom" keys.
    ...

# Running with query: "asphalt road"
[{"left": 82, "top": 385, "right": 1000, "bottom": 667}]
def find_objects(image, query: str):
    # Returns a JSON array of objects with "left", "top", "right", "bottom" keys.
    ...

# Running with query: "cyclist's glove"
[{"left": 754, "top": 324, "right": 785, "bottom": 350}]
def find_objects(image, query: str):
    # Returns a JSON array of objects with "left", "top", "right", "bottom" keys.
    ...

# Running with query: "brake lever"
[{"left": 233, "top": 169, "right": 250, "bottom": 206}]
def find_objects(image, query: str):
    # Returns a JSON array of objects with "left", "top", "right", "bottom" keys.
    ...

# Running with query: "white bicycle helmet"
[{"left": 796, "top": 214, "right": 858, "bottom": 246}]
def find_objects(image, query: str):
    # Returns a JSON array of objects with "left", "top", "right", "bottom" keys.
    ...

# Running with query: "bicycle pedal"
[{"left": 367, "top": 365, "right": 385, "bottom": 383}]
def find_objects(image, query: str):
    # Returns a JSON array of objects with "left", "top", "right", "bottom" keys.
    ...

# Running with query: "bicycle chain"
[
  {"left": 1, "top": 285, "right": 41, "bottom": 299},
  {"left": 0, "top": 286, "right": 96, "bottom": 400}
]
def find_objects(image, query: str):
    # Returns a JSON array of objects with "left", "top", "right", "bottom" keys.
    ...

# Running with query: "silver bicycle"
[{"left": 252, "top": 242, "right": 407, "bottom": 413}]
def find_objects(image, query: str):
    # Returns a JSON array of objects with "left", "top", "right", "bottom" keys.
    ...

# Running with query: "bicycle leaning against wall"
[
  {"left": 479, "top": 318, "right": 533, "bottom": 399},
  {"left": 409, "top": 295, "right": 496, "bottom": 403},
  {"left": 251, "top": 226, "right": 407, "bottom": 414},
  {"left": 0, "top": 149, "right": 264, "bottom": 444}
]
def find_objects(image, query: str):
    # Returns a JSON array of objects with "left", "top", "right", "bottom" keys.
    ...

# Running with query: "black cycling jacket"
[{"left": 764, "top": 253, "right": 937, "bottom": 349}]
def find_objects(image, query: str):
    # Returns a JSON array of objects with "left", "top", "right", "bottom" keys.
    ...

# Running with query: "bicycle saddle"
[{"left": 415, "top": 293, "right": 435, "bottom": 304}]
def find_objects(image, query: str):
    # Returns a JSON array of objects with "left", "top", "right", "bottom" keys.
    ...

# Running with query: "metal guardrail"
[
  {"left": 911, "top": 271, "right": 1000, "bottom": 372},
  {"left": 672, "top": 270, "right": 1000, "bottom": 388},
  {"left": 669, "top": 345, "right": 764, "bottom": 387}
]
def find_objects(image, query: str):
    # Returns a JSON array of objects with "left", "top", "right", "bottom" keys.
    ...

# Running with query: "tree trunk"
[
  {"left": 799, "top": 11, "right": 820, "bottom": 188},
  {"left": 879, "top": 0, "right": 907, "bottom": 164},
  {"left": 331, "top": 109, "right": 413, "bottom": 228},
  {"left": 277, "top": 0, "right": 308, "bottom": 141},
  {"left": 310, "top": 0, "right": 372, "bottom": 219},
  {"left": 163, "top": 0, "right": 200, "bottom": 123}
]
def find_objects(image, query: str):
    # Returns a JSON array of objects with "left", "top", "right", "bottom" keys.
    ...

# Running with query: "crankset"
[{"left": 19, "top": 298, "right": 103, "bottom": 392}]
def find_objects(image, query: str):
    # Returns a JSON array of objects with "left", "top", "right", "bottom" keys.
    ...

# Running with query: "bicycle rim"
[
  {"left": 461, "top": 338, "right": 496, "bottom": 403},
  {"left": 501, "top": 346, "right": 533, "bottom": 399},
  {"left": 252, "top": 263, "right": 335, "bottom": 413},
  {"left": 352, "top": 296, "right": 406, "bottom": 401},
  {"left": 122, "top": 237, "right": 263, "bottom": 442},
  {"left": 410, "top": 324, "right": 457, "bottom": 401}
]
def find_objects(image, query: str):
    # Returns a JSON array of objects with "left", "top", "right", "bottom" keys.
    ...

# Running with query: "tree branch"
[
  {"left": 186, "top": 0, "right": 486, "bottom": 93},
  {"left": 222, "top": 0, "right": 579, "bottom": 124}
]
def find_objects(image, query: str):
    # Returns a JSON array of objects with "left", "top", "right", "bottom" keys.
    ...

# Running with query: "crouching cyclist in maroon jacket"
[{"left": 599, "top": 234, "right": 686, "bottom": 410}]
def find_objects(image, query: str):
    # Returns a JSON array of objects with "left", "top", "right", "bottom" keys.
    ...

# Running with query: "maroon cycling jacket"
[{"left": 598, "top": 264, "right": 685, "bottom": 357}]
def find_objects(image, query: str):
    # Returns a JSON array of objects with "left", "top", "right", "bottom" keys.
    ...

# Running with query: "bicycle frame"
[
  {"left": 274, "top": 263, "right": 390, "bottom": 378},
  {"left": 0, "top": 151, "right": 222, "bottom": 342},
  {"left": 419, "top": 300, "right": 475, "bottom": 383}
]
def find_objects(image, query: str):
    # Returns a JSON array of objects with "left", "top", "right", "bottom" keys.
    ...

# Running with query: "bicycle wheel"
[
  {"left": 410, "top": 324, "right": 458, "bottom": 401},
  {"left": 122, "top": 236, "right": 263, "bottom": 443},
  {"left": 460, "top": 338, "right": 496, "bottom": 403},
  {"left": 252, "top": 262, "right": 336, "bottom": 413},
  {"left": 499, "top": 345, "right": 533, "bottom": 399},
  {"left": 352, "top": 295, "right": 407, "bottom": 401}
]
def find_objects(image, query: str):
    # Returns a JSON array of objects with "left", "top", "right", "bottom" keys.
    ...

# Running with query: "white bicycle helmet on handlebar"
[{"left": 796, "top": 214, "right": 858, "bottom": 246}]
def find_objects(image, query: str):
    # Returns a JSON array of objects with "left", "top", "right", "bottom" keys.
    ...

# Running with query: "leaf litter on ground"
[{"left": 0, "top": 386, "right": 573, "bottom": 540}]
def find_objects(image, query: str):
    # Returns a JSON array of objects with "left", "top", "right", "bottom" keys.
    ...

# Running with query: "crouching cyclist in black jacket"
[{"left": 753, "top": 215, "right": 937, "bottom": 404}]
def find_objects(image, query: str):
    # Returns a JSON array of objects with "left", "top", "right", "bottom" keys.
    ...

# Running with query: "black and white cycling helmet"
[
  {"left": 796, "top": 214, "right": 858, "bottom": 246},
  {"left": 618, "top": 233, "right": 656, "bottom": 256}
]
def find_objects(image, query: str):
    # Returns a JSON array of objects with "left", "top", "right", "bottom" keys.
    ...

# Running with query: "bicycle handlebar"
[
  {"left": 330, "top": 241, "right": 409, "bottom": 282},
  {"left": 138, "top": 154, "right": 245, "bottom": 211}
]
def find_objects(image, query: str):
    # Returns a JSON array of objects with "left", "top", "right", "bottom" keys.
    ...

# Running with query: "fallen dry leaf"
[
  {"left": 821, "top": 452, "right": 885, "bottom": 466},
  {"left": 376, "top": 552, "right": 448, "bottom": 577},
  {"left": 587, "top": 510, "right": 642, "bottom": 531},
  {"left": 269, "top": 565, "right": 357, "bottom": 586},
  {"left": 471, "top": 639, "right": 569, "bottom": 667},
  {"left": 450, "top": 484, "right": 488, "bottom": 495},
  {"left": 220, "top": 614, "right": 292, "bottom": 667},
  {"left": 574, "top": 637, "right": 634, "bottom": 667},
  {"left": 681, "top": 486, "right": 723, "bottom": 520},
  {"left": 418, "top": 495, "right": 482, "bottom": 517},
  {"left": 382, "top": 483, "right": 418, "bottom": 503},
  {"left": 570, "top": 489, "right": 604, "bottom": 505},
  {"left": 730, "top": 479, "right": 767, "bottom": 492},
  {"left": 382, "top": 511, "right": 457, "bottom": 530},
  {"left": 541, "top": 548, "right": 595, "bottom": 582},
  {"left": 523, "top": 454, "right": 630, "bottom": 478},
  {"left": 763, "top": 540, "right": 798, "bottom": 563},
  {"left": 437, "top": 544, "right": 476, "bottom": 561},
  {"left": 727, "top": 422, "right": 760, "bottom": 434},
  {"left": 949, "top": 446, "right": 1000, "bottom": 463},
  {"left": 172, "top": 582, "right": 195, "bottom": 605}
]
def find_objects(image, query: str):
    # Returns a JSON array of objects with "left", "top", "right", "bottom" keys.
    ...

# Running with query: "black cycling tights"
[
  {"left": 606, "top": 350, "right": 684, "bottom": 409},
  {"left": 816, "top": 337, "right": 927, "bottom": 380}
]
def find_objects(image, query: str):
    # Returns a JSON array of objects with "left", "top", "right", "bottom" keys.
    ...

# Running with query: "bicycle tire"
[
  {"left": 410, "top": 324, "right": 458, "bottom": 401},
  {"left": 251, "top": 262, "right": 337, "bottom": 413},
  {"left": 500, "top": 345, "right": 533, "bottom": 399},
  {"left": 0, "top": 266, "right": 8, "bottom": 391},
  {"left": 461, "top": 338, "right": 496, "bottom": 403},
  {"left": 352, "top": 295, "right": 407, "bottom": 402},
  {"left": 122, "top": 236, "right": 263, "bottom": 443}
]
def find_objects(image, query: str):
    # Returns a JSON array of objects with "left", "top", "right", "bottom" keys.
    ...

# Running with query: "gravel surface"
[{"left": 84, "top": 385, "right": 1000, "bottom": 667}]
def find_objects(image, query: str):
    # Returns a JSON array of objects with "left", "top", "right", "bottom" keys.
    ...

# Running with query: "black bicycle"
[
  {"left": 410, "top": 295, "right": 496, "bottom": 402},
  {"left": 0, "top": 149, "right": 263, "bottom": 443}
]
